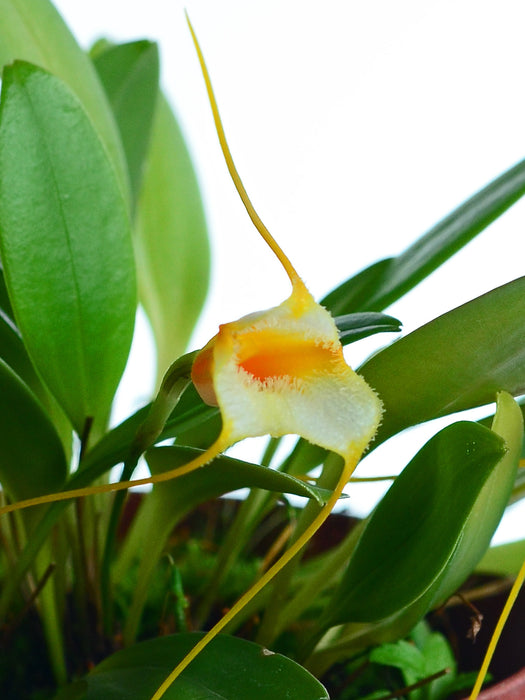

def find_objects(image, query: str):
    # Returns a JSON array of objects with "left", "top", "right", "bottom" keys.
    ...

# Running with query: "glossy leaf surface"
[
  {"left": 361, "top": 277, "right": 525, "bottom": 443},
  {"left": 0, "top": 0, "right": 128, "bottom": 195},
  {"left": 335, "top": 312, "right": 401, "bottom": 344},
  {"left": 325, "top": 420, "right": 507, "bottom": 625},
  {"left": 58, "top": 633, "right": 329, "bottom": 699},
  {"left": 0, "top": 62, "right": 136, "bottom": 434},
  {"left": 425, "top": 391, "right": 523, "bottom": 608}
]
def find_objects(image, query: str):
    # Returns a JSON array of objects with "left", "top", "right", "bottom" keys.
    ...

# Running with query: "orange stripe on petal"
[{"left": 237, "top": 330, "right": 341, "bottom": 382}]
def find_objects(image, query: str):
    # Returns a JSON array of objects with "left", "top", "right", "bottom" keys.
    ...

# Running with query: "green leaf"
[
  {"left": 335, "top": 312, "right": 401, "bottom": 344},
  {"left": 0, "top": 266, "right": 14, "bottom": 319},
  {"left": 0, "top": 61, "right": 136, "bottom": 434},
  {"left": 147, "top": 445, "right": 334, "bottom": 506},
  {"left": 324, "top": 420, "right": 507, "bottom": 625},
  {"left": 322, "top": 158, "right": 525, "bottom": 314},
  {"left": 134, "top": 92, "right": 210, "bottom": 383},
  {"left": 79, "top": 384, "right": 218, "bottom": 482},
  {"left": 0, "top": 359, "right": 67, "bottom": 503},
  {"left": 0, "top": 0, "right": 128, "bottom": 197},
  {"left": 58, "top": 633, "right": 329, "bottom": 700},
  {"left": 360, "top": 277, "right": 525, "bottom": 443},
  {"left": 0, "top": 302, "right": 40, "bottom": 394},
  {"left": 0, "top": 287, "right": 72, "bottom": 451},
  {"left": 92, "top": 40, "right": 159, "bottom": 209},
  {"left": 419, "top": 631, "right": 456, "bottom": 700},
  {"left": 477, "top": 538, "right": 525, "bottom": 577},
  {"left": 426, "top": 391, "right": 523, "bottom": 607},
  {"left": 370, "top": 640, "right": 426, "bottom": 682}
]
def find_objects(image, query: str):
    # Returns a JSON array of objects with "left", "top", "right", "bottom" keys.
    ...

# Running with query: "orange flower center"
[{"left": 236, "top": 330, "right": 341, "bottom": 381}]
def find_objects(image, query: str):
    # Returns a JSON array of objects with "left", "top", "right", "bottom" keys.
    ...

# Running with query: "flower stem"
[{"left": 149, "top": 449, "right": 361, "bottom": 700}]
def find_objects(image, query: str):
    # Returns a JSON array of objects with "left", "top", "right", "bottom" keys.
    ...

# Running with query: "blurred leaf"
[
  {"left": 57, "top": 633, "right": 329, "bottom": 700},
  {"left": 360, "top": 277, "right": 525, "bottom": 443},
  {"left": 0, "top": 62, "right": 136, "bottom": 435},
  {"left": 335, "top": 312, "right": 401, "bottom": 344},
  {"left": 418, "top": 629, "right": 457, "bottom": 700},
  {"left": 322, "top": 158, "right": 525, "bottom": 314},
  {"left": 477, "top": 538, "right": 525, "bottom": 577},
  {"left": 324, "top": 420, "right": 507, "bottom": 625},
  {"left": 0, "top": 0, "right": 128, "bottom": 196},
  {"left": 134, "top": 93, "right": 210, "bottom": 384},
  {"left": 92, "top": 40, "right": 159, "bottom": 208},
  {"left": 0, "top": 359, "right": 67, "bottom": 502},
  {"left": 370, "top": 640, "right": 426, "bottom": 685}
]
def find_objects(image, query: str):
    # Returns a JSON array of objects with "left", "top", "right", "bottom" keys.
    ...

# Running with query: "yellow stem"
[
  {"left": 149, "top": 449, "right": 361, "bottom": 700},
  {"left": 185, "top": 11, "right": 305, "bottom": 293},
  {"left": 468, "top": 555, "right": 525, "bottom": 699},
  {"left": 0, "top": 439, "right": 228, "bottom": 518}
]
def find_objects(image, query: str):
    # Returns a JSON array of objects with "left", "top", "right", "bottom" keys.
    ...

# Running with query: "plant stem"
[{"left": 35, "top": 545, "right": 67, "bottom": 686}]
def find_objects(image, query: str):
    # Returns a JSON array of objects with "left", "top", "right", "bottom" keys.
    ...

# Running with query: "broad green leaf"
[
  {"left": 92, "top": 40, "right": 159, "bottom": 208},
  {"left": 306, "top": 397, "right": 521, "bottom": 666},
  {"left": 335, "top": 312, "right": 401, "bottom": 344},
  {"left": 426, "top": 391, "right": 523, "bottom": 607},
  {"left": 0, "top": 0, "right": 128, "bottom": 197},
  {"left": 134, "top": 93, "right": 210, "bottom": 383},
  {"left": 322, "top": 158, "right": 525, "bottom": 314},
  {"left": 360, "top": 277, "right": 525, "bottom": 443},
  {"left": 0, "top": 62, "right": 136, "bottom": 435},
  {"left": 57, "top": 633, "right": 329, "bottom": 700},
  {"left": 323, "top": 420, "right": 506, "bottom": 625},
  {"left": 0, "top": 359, "right": 67, "bottom": 502}
]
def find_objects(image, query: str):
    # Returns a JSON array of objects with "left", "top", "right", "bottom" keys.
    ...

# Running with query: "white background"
[{"left": 53, "top": 1, "right": 525, "bottom": 542}]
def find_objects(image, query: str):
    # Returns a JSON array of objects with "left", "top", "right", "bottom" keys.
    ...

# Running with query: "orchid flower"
[
  {"left": 0, "top": 15, "right": 382, "bottom": 700},
  {"left": 148, "top": 16, "right": 382, "bottom": 699}
]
